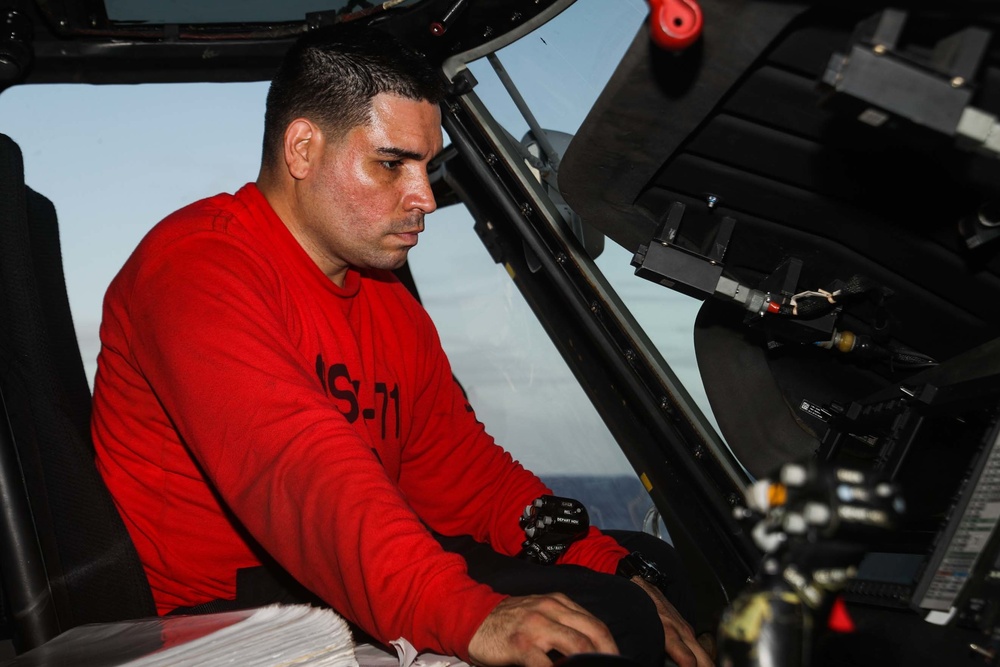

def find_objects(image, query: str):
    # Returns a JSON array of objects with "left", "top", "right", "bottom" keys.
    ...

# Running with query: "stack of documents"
[
  {"left": 3, "top": 604, "right": 358, "bottom": 667},
  {"left": 128, "top": 604, "right": 357, "bottom": 667}
]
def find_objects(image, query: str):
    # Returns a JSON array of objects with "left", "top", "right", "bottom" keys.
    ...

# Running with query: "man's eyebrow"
[{"left": 376, "top": 146, "right": 425, "bottom": 161}]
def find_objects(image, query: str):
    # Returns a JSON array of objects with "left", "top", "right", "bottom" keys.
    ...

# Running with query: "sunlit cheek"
[{"left": 332, "top": 167, "right": 382, "bottom": 208}]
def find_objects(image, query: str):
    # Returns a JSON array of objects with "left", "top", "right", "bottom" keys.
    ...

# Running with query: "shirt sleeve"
[
  {"left": 124, "top": 232, "right": 504, "bottom": 660},
  {"left": 557, "top": 527, "right": 629, "bottom": 574},
  {"left": 387, "top": 288, "right": 629, "bottom": 571}
]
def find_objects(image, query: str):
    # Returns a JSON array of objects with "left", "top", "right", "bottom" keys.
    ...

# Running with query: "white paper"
[{"left": 124, "top": 604, "right": 357, "bottom": 667}]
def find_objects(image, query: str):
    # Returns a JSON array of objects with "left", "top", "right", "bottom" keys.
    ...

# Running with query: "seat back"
[{"left": 0, "top": 133, "right": 156, "bottom": 652}]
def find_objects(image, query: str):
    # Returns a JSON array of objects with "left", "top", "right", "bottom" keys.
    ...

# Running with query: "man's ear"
[{"left": 283, "top": 118, "right": 321, "bottom": 180}]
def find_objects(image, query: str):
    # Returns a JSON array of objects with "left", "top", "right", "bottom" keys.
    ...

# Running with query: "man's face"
[{"left": 295, "top": 93, "right": 444, "bottom": 284}]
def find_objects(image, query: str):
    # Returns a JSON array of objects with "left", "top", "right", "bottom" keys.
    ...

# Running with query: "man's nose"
[{"left": 404, "top": 172, "right": 437, "bottom": 215}]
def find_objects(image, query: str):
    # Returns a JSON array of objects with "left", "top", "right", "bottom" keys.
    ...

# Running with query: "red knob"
[{"left": 649, "top": 0, "right": 703, "bottom": 51}]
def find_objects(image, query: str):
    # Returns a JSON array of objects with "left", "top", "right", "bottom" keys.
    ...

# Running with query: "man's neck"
[{"left": 255, "top": 173, "right": 349, "bottom": 286}]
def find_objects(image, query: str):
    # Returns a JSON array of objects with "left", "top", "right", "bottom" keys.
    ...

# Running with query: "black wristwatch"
[{"left": 616, "top": 551, "right": 667, "bottom": 591}]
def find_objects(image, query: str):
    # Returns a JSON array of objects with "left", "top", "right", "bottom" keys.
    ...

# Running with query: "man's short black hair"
[{"left": 262, "top": 24, "right": 446, "bottom": 167}]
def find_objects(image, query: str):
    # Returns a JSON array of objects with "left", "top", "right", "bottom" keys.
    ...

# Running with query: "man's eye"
[{"left": 380, "top": 160, "right": 403, "bottom": 171}]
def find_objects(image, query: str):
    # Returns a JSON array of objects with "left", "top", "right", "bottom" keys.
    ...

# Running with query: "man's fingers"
[
  {"left": 628, "top": 576, "right": 713, "bottom": 667},
  {"left": 509, "top": 595, "right": 617, "bottom": 658},
  {"left": 544, "top": 591, "right": 590, "bottom": 615},
  {"left": 696, "top": 632, "right": 717, "bottom": 660},
  {"left": 663, "top": 624, "right": 713, "bottom": 667},
  {"left": 520, "top": 647, "right": 556, "bottom": 667},
  {"left": 539, "top": 594, "right": 618, "bottom": 655},
  {"left": 469, "top": 595, "right": 619, "bottom": 667}
]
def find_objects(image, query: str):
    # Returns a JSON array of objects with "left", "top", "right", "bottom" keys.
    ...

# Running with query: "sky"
[{"left": 0, "top": 0, "right": 719, "bottom": 480}]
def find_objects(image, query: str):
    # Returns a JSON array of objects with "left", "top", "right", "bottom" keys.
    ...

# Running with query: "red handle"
[{"left": 648, "top": 0, "right": 703, "bottom": 51}]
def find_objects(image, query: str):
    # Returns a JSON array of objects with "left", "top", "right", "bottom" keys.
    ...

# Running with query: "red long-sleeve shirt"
[{"left": 92, "top": 183, "right": 628, "bottom": 660}]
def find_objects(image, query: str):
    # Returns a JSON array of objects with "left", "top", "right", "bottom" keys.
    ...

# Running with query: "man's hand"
[
  {"left": 629, "top": 577, "right": 714, "bottom": 667},
  {"left": 468, "top": 594, "right": 619, "bottom": 667}
]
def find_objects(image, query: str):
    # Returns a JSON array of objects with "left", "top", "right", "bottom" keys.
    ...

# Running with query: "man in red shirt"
[{"left": 92, "top": 25, "right": 712, "bottom": 667}]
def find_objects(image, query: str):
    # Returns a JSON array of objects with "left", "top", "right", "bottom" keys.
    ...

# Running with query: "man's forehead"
[{"left": 361, "top": 93, "right": 443, "bottom": 156}]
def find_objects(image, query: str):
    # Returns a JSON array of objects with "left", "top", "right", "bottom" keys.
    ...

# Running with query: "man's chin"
[{"left": 363, "top": 250, "right": 412, "bottom": 273}]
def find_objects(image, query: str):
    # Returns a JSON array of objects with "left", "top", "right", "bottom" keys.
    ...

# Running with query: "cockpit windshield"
[{"left": 0, "top": 0, "right": 723, "bottom": 534}]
